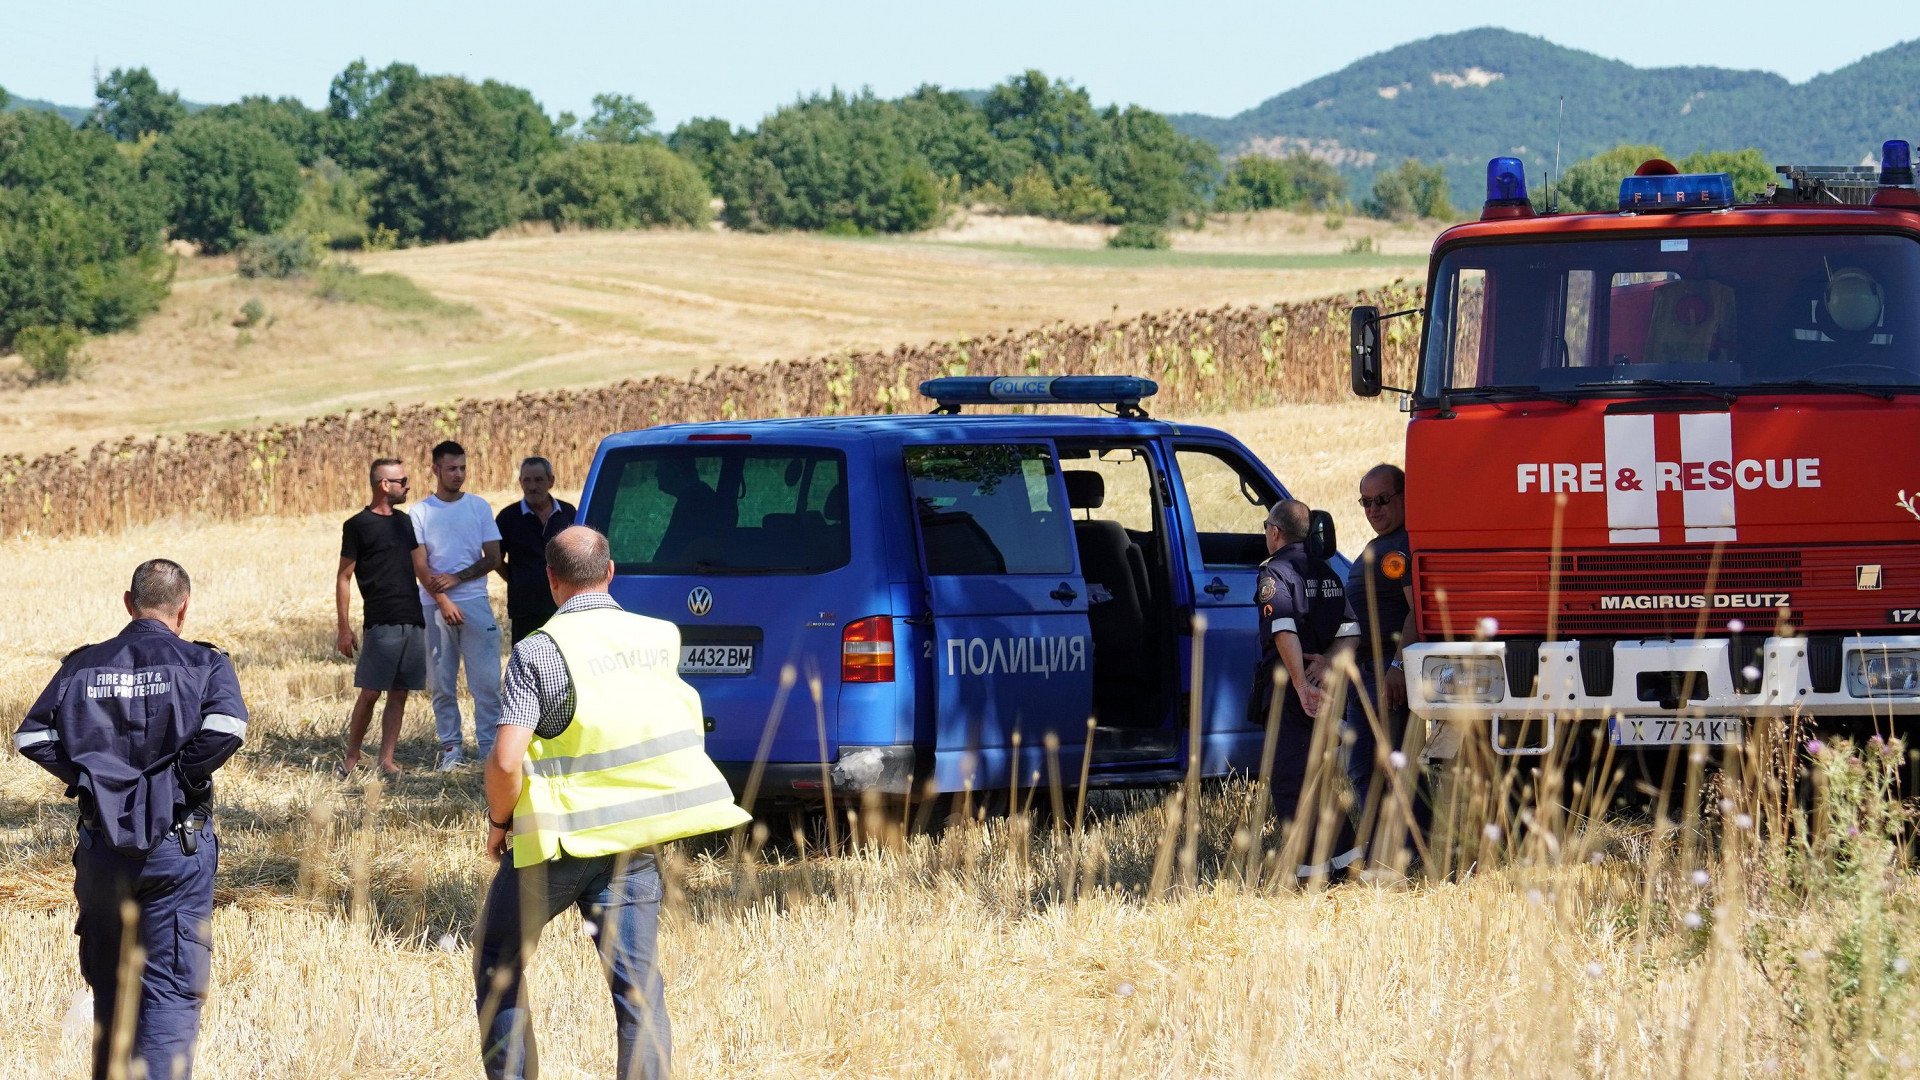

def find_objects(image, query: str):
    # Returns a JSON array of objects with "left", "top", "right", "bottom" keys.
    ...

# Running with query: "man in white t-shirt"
[{"left": 413, "top": 439, "right": 504, "bottom": 771}]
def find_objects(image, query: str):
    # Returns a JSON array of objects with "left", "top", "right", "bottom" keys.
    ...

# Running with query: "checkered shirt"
[{"left": 499, "top": 591, "right": 626, "bottom": 738}]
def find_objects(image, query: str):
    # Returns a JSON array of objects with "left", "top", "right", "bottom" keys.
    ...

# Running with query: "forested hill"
[{"left": 1173, "top": 27, "right": 1920, "bottom": 198}]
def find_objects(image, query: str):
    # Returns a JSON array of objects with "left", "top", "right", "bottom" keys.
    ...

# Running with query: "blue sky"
[{"left": 4, "top": 1, "right": 1917, "bottom": 128}]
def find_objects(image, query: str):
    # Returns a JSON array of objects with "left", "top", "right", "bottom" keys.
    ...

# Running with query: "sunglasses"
[{"left": 1357, "top": 493, "right": 1398, "bottom": 509}]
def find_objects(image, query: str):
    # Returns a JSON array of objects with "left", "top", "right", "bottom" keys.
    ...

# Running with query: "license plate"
[
  {"left": 679, "top": 644, "right": 754, "bottom": 675},
  {"left": 1610, "top": 717, "right": 1742, "bottom": 746}
]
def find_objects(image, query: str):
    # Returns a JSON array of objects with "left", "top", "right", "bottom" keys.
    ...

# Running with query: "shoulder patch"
[
  {"left": 1255, "top": 577, "right": 1277, "bottom": 603},
  {"left": 192, "top": 640, "right": 229, "bottom": 657},
  {"left": 60, "top": 642, "right": 95, "bottom": 663},
  {"left": 1380, "top": 552, "right": 1409, "bottom": 581}
]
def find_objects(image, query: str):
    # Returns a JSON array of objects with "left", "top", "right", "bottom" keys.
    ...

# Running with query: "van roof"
[{"left": 595, "top": 411, "right": 1234, "bottom": 450}]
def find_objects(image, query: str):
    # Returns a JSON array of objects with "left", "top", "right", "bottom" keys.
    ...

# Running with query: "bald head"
[
  {"left": 546, "top": 526, "right": 614, "bottom": 597},
  {"left": 1264, "top": 499, "right": 1311, "bottom": 544}
]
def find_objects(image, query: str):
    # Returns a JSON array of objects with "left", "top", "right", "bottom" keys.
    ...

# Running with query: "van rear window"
[
  {"left": 586, "top": 446, "right": 850, "bottom": 574},
  {"left": 907, "top": 444, "right": 1073, "bottom": 575}
]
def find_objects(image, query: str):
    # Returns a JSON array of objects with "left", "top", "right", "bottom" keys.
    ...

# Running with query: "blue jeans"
[
  {"left": 75, "top": 821, "right": 217, "bottom": 1080},
  {"left": 474, "top": 851, "right": 669, "bottom": 1080},
  {"left": 424, "top": 595, "right": 502, "bottom": 757}
]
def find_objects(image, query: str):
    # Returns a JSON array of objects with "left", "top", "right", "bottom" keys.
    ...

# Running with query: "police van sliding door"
[
  {"left": 1169, "top": 441, "right": 1281, "bottom": 773},
  {"left": 906, "top": 443, "right": 1094, "bottom": 796}
]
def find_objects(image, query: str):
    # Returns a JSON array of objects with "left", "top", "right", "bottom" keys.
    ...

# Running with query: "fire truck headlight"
[
  {"left": 1846, "top": 649, "right": 1920, "bottom": 697},
  {"left": 1422, "top": 656, "right": 1507, "bottom": 704}
]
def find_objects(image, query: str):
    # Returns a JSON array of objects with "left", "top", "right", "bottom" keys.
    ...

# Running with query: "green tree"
[
  {"left": 368, "top": 76, "right": 519, "bottom": 242},
  {"left": 1556, "top": 143, "right": 1666, "bottom": 212},
  {"left": 1093, "top": 105, "right": 1216, "bottom": 225},
  {"left": 982, "top": 71, "right": 1102, "bottom": 189},
  {"left": 583, "top": 93, "right": 656, "bottom": 143},
  {"left": 1215, "top": 155, "right": 1298, "bottom": 211},
  {"left": 148, "top": 115, "right": 303, "bottom": 252},
  {"left": 1678, "top": 147, "right": 1773, "bottom": 202},
  {"left": 323, "top": 59, "right": 422, "bottom": 170},
  {"left": 1364, "top": 159, "right": 1452, "bottom": 220},
  {"left": 724, "top": 92, "right": 943, "bottom": 233},
  {"left": 0, "top": 112, "right": 172, "bottom": 348},
  {"left": 667, "top": 117, "right": 745, "bottom": 190},
  {"left": 532, "top": 141, "right": 711, "bottom": 229},
  {"left": 895, "top": 86, "right": 1015, "bottom": 197},
  {"left": 205, "top": 96, "right": 324, "bottom": 162},
  {"left": 87, "top": 67, "right": 186, "bottom": 141}
]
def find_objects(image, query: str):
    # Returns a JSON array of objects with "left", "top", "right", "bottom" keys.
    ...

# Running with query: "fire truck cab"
[{"left": 1351, "top": 147, "right": 1920, "bottom": 765}]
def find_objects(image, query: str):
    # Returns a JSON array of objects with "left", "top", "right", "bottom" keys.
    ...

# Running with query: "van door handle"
[
  {"left": 1049, "top": 583, "right": 1078, "bottom": 605},
  {"left": 1203, "top": 577, "right": 1231, "bottom": 598}
]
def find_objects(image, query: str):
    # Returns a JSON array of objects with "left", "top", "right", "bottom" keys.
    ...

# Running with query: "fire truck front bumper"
[{"left": 1406, "top": 636, "right": 1920, "bottom": 760}]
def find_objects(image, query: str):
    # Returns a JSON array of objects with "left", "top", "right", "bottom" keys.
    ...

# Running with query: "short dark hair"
[
  {"left": 546, "top": 526, "right": 612, "bottom": 588},
  {"left": 1363, "top": 463, "right": 1405, "bottom": 494},
  {"left": 519, "top": 456, "right": 553, "bottom": 478},
  {"left": 1264, "top": 499, "right": 1311, "bottom": 543},
  {"left": 369, "top": 457, "right": 403, "bottom": 487},
  {"left": 130, "top": 559, "right": 191, "bottom": 615},
  {"left": 432, "top": 440, "right": 466, "bottom": 464}
]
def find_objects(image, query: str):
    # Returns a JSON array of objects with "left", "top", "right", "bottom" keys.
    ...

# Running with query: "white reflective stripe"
[
  {"left": 1333, "top": 622, "right": 1360, "bottom": 639},
  {"left": 1268, "top": 617, "right": 1299, "bottom": 635},
  {"left": 513, "top": 779, "right": 737, "bottom": 836},
  {"left": 1603, "top": 414, "right": 1658, "bottom": 539},
  {"left": 525, "top": 729, "right": 705, "bottom": 778},
  {"left": 201, "top": 713, "right": 248, "bottom": 738},
  {"left": 1679, "top": 412, "right": 1736, "bottom": 541},
  {"left": 12, "top": 729, "right": 58, "bottom": 750},
  {"left": 1296, "top": 845, "right": 1368, "bottom": 878}
]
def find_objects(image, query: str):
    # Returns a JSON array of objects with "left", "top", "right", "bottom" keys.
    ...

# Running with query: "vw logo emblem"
[{"left": 687, "top": 587, "right": 714, "bottom": 617}]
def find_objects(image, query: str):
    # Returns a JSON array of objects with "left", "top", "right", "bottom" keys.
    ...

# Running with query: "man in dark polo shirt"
[
  {"left": 336, "top": 458, "right": 451, "bottom": 776},
  {"left": 493, "top": 456, "right": 577, "bottom": 644}
]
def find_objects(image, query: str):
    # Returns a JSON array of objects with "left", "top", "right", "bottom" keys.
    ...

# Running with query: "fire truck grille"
[{"left": 1415, "top": 544, "right": 1911, "bottom": 639}]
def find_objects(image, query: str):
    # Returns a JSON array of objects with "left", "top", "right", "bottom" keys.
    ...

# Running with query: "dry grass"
[
  {"left": 0, "top": 228, "right": 1415, "bottom": 458},
  {"left": 3, "top": 401, "right": 1916, "bottom": 1079}
]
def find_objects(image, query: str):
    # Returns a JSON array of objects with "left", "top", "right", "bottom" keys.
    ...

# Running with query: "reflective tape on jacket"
[{"left": 510, "top": 605, "right": 749, "bottom": 868}]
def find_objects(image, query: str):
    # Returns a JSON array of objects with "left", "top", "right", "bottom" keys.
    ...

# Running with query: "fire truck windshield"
[{"left": 1419, "top": 232, "right": 1920, "bottom": 401}]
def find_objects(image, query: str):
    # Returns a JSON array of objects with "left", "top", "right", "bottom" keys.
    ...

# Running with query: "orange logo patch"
[{"left": 1381, "top": 552, "right": 1409, "bottom": 581}]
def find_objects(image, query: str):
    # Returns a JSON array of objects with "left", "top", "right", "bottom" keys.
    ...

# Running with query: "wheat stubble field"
[{"left": 1, "top": 228, "right": 1915, "bottom": 1078}]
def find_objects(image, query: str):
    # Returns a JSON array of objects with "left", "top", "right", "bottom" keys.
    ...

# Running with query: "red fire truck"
[{"left": 1349, "top": 145, "right": 1920, "bottom": 781}]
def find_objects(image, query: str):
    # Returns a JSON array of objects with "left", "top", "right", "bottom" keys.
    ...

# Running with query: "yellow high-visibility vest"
[{"left": 510, "top": 605, "right": 750, "bottom": 868}]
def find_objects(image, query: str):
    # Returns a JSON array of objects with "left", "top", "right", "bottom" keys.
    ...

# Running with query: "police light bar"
[
  {"left": 919, "top": 375, "right": 1159, "bottom": 415},
  {"left": 1619, "top": 172, "right": 1735, "bottom": 211}
]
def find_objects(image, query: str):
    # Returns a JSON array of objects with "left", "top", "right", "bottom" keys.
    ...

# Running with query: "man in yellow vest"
[{"left": 477, "top": 525, "right": 750, "bottom": 1080}]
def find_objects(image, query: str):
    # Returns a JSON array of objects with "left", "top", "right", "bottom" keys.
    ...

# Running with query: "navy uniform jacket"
[
  {"left": 1342, "top": 526, "right": 1413, "bottom": 683},
  {"left": 13, "top": 619, "right": 248, "bottom": 856},
  {"left": 1249, "top": 542, "right": 1349, "bottom": 724}
]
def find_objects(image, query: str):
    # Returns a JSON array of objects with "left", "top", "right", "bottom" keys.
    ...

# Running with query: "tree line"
[{"left": 0, "top": 57, "right": 1772, "bottom": 369}]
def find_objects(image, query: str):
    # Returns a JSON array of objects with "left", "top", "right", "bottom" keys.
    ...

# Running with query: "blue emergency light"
[
  {"left": 1479, "top": 156, "right": 1536, "bottom": 220},
  {"left": 1618, "top": 171, "right": 1735, "bottom": 211},
  {"left": 1881, "top": 139, "right": 1915, "bottom": 187},
  {"left": 919, "top": 375, "right": 1159, "bottom": 415}
]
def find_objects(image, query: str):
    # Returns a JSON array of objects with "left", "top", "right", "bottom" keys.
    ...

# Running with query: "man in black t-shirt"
[
  {"left": 493, "top": 456, "right": 576, "bottom": 644},
  {"left": 335, "top": 458, "right": 452, "bottom": 776}
]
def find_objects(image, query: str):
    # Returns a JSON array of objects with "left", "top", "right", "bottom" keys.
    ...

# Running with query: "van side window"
[
  {"left": 1174, "top": 446, "right": 1276, "bottom": 568},
  {"left": 907, "top": 444, "right": 1073, "bottom": 575},
  {"left": 585, "top": 447, "right": 849, "bottom": 574}
]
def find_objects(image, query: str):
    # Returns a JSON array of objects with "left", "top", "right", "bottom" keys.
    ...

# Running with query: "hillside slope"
[{"left": 1175, "top": 27, "right": 1920, "bottom": 201}]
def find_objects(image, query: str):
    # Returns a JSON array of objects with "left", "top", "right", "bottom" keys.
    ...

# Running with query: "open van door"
[{"left": 906, "top": 443, "right": 1095, "bottom": 796}]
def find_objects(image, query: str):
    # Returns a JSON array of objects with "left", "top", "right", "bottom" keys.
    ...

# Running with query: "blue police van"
[{"left": 576, "top": 376, "right": 1344, "bottom": 805}]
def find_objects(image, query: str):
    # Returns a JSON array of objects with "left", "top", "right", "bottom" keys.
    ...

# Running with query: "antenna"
[{"left": 1549, "top": 95, "right": 1564, "bottom": 213}]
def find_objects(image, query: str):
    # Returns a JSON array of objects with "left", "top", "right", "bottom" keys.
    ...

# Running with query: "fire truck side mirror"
[
  {"left": 1350, "top": 306, "right": 1382, "bottom": 397},
  {"left": 1306, "top": 509, "right": 1337, "bottom": 562}
]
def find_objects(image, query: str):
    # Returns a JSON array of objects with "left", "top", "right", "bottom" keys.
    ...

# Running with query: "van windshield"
[
  {"left": 585, "top": 446, "right": 850, "bottom": 574},
  {"left": 1421, "top": 231, "right": 1920, "bottom": 399}
]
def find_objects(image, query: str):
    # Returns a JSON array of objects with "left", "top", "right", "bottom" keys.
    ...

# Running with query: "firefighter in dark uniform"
[
  {"left": 11, "top": 559, "right": 248, "bottom": 1080},
  {"left": 1326, "top": 463, "right": 1431, "bottom": 870},
  {"left": 1247, "top": 500, "right": 1359, "bottom": 882}
]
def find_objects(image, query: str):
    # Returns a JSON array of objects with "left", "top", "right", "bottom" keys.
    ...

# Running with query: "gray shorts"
[{"left": 356, "top": 623, "right": 427, "bottom": 691}]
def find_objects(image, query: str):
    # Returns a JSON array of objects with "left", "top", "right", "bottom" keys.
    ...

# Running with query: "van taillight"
[{"left": 842, "top": 616, "right": 895, "bottom": 683}]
